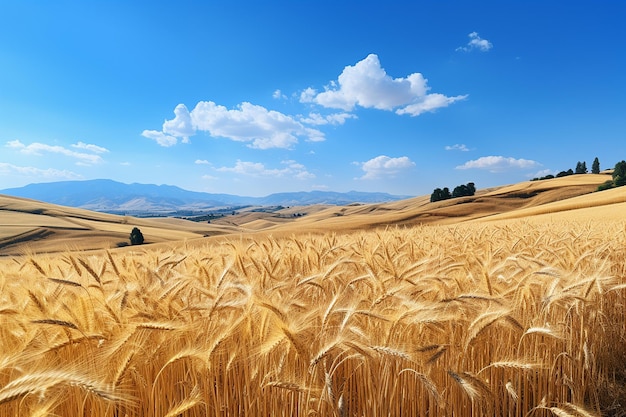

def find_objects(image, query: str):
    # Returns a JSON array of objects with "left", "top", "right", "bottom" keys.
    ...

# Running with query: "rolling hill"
[{"left": 1, "top": 173, "right": 623, "bottom": 256}]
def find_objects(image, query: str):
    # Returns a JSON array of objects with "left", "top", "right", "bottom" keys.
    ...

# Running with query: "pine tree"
[{"left": 591, "top": 157, "right": 600, "bottom": 174}]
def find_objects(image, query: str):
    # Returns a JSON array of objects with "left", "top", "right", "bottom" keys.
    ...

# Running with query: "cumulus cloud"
[
  {"left": 216, "top": 159, "right": 315, "bottom": 179},
  {"left": 303, "top": 54, "right": 467, "bottom": 117},
  {"left": 355, "top": 155, "right": 415, "bottom": 180},
  {"left": 195, "top": 159, "right": 210, "bottom": 165},
  {"left": 162, "top": 104, "right": 195, "bottom": 141},
  {"left": 6, "top": 140, "right": 104, "bottom": 165},
  {"left": 445, "top": 144, "right": 469, "bottom": 151},
  {"left": 456, "top": 156, "right": 540, "bottom": 172},
  {"left": 143, "top": 101, "right": 325, "bottom": 149},
  {"left": 0, "top": 162, "right": 81, "bottom": 179},
  {"left": 192, "top": 101, "right": 322, "bottom": 149},
  {"left": 457, "top": 32, "right": 493, "bottom": 52},
  {"left": 300, "top": 87, "right": 317, "bottom": 103}
]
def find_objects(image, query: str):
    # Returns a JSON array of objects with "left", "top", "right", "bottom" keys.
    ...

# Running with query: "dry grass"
[
  {"left": 1, "top": 217, "right": 626, "bottom": 416},
  {"left": 3, "top": 174, "right": 622, "bottom": 256}
]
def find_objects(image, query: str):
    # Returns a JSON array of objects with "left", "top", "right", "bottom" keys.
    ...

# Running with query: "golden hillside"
[
  {"left": 1, "top": 173, "right": 620, "bottom": 255},
  {"left": 1, "top": 174, "right": 626, "bottom": 416}
]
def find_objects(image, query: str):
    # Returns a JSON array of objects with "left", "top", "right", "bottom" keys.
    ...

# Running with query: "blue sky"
[{"left": 1, "top": 1, "right": 625, "bottom": 197}]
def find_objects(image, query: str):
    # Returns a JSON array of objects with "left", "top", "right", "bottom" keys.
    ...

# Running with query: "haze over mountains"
[{"left": 0, "top": 179, "right": 410, "bottom": 213}]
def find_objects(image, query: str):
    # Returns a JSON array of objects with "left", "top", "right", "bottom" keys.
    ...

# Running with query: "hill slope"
[
  {"left": 0, "top": 195, "right": 231, "bottom": 255},
  {"left": 1, "top": 174, "right": 622, "bottom": 255}
]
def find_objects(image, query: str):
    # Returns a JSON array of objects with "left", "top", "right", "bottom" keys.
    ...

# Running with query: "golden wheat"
[{"left": 0, "top": 220, "right": 624, "bottom": 416}]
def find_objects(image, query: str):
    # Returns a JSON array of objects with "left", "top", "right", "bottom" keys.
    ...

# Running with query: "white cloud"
[
  {"left": 141, "top": 130, "right": 178, "bottom": 147},
  {"left": 299, "top": 112, "right": 357, "bottom": 126},
  {"left": 216, "top": 159, "right": 315, "bottom": 179},
  {"left": 299, "top": 87, "right": 317, "bottom": 103},
  {"left": 71, "top": 141, "right": 109, "bottom": 153},
  {"left": 141, "top": 104, "right": 194, "bottom": 146},
  {"left": 457, "top": 32, "right": 493, "bottom": 52},
  {"left": 195, "top": 159, "right": 210, "bottom": 165},
  {"left": 162, "top": 104, "right": 195, "bottom": 141},
  {"left": 456, "top": 156, "right": 540, "bottom": 172},
  {"left": 191, "top": 101, "right": 324, "bottom": 149},
  {"left": 445, "top": 144, "right": 469, "bottom": 152},
  {"left": 145, "top": 101, "right": 325, "bottom": 150},
  {"left": 355, "top": 155, "right": 415, "bottom": 180},
  {"left": 304, "top": 54, "right": 467, "bottom": 117},
  {"left": 0, "top": 162, "right": 81, "bottom": 179},
  {"left": 396, "top": 93, "right": 467, "bottom": 117},
  {"left": 6, "top": 140, "right": 104, "bottom": 165},
  {"left": 273, "top": 89, "right": 287, "bottom": 100}
]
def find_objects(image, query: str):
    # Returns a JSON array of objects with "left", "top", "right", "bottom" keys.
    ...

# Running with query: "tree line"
[
  {"left": 430, "top": 182, "right": 476, "bottom": 203},
  {"left": 532, "top": 157, "right": 600, "bottom": 181},
  {"left": 598, "top": 160, "right": 626, "bottom": 191},
  {"left": 529, "top": 157, "right": 626, "bottom": 192}
]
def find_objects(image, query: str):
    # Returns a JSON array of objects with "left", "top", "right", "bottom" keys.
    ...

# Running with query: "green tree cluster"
[
  {"left": 556, "top": 169, "right": 574, "bottom": 178},
  {"left": 598, "top": 160, "right": 626, "bottom": 191},
  {"left": 431, "top": 182, "right": 475, "bottom": 203},
  {"left": 575, "top": 161, "right": 587, "bottom": 174},
  {"left": 532, "top": 158, "right": 600, "bottom": 181},
  {"left": 130, "top": 227, "right": 144, "bottom": 245}
]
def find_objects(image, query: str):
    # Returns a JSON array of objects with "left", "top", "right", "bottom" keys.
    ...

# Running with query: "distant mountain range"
[{"left": 0, "top": 179, "right": 411, "bottom": 214}]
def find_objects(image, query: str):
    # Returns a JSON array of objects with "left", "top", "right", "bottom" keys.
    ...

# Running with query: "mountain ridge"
[{"left": 0, "top": 179, "right": 411, "bottom": 213}]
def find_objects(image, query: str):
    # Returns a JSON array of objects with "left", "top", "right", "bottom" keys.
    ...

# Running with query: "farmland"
[{"left": 1, "top": 176, "right": 626, "bottom": 416}]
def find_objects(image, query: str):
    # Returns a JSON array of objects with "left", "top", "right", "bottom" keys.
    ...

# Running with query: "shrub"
[
  {"left": 597, "top": 180, "right": 615, "bottom": 191},
  {"left": 556, "top": 169, "right": 574, "bottom": 178},
  {"left": 129, "top": 227, "right": 144, "bottom": 245}
]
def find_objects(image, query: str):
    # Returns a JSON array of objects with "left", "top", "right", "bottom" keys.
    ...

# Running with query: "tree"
[
  {"left": 452, "top": 182, "right": 476, "bottom": 198},
  {"left": 452, "top": 184, "right": 468, "bottom": 198},
  {"left": 430, "top": 187, "right": 452, "bottom": 202},
  {"left": 129, "top": 227, "right": 144, "bottom": 245},
  {"left": 575, "top": 161, "right": 587, "bottom": 174},
  {"left": 613, "top": 160, "right": 626, "bottom": 187},
  {"left": 591, "top": 157, "right": 600, "bottom": 174}
]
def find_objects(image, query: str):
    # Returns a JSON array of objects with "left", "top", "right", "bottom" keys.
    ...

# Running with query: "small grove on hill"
[
  {"left": 598, "top": 160, "right": 626, "bottom": 191},
  {"left": 434, "top": 158, "right": 626, "bottom": 204},
  {"left": 532, "top": 158, "right": 600, "bottom": 181},
  {"left": 430, "top": 182, "right": 476, "bottom": 202},
  {"left": 530, "top": 158, "right": 626, "bottom": 192}
]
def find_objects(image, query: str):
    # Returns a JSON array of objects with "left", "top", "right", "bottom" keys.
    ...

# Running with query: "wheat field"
[{"left": 1, "top": 219, "right": 626, "bottom": 416}]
